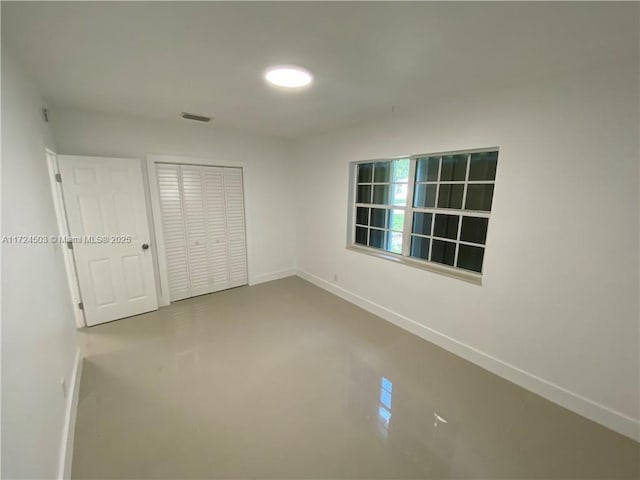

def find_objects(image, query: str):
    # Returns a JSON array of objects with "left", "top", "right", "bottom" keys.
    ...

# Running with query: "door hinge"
[
  {"left": 66, "top": 241, "right": 73, "bottom": 250},
  {"left": 55, "top": 173, "right": 62, "bottom": 183},
  {"left": 78, "top": 302, "right": 84, "bottom": 311}
]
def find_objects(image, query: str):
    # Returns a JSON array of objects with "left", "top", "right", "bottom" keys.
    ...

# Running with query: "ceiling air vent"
[{"left": 180, "top": 112, "right": 212, "bottom": 122}]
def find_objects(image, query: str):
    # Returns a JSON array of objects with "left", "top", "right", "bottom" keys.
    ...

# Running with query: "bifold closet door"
[
  {"left": 156, "top": 164, "right": 191, "bottom": 301},
  {"left": 223, "top": 168, "right": 248, "bottom": 286},
  {"left": 156, "top": 164, "right": 248, "bottom": 301},
  {"left": 181, "top": 165, "right": 210, "bottom": 297},
  {"left": 202, "top": 167, "right": 231, "bottom": 288}
]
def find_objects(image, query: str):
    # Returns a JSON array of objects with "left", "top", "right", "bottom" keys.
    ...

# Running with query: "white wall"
[
  {"left": 50, "top": 110, "right": 297, "bottom": 290},
  {"left": 292, "top": 62, "right": 640, "bottom": 439},
  {"left": 1, "top": 54, "right": 80, "bottom": 478}
]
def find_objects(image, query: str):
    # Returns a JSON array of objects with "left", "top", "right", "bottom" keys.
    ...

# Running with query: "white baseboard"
[
  {"left": 58, "top": 349, "right": 83, "bottom": 479},
  {"left": 296, "top": 269, "right": 640, "bottom": 442},
  {"left": 250, "top": 268, "right": 296, "bottom": 286}
]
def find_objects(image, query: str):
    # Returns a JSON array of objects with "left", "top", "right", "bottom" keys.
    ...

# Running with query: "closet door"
[
  {"left": 156, "top": 164, "right": 190, "bottom": 301},
  {"left": 157, "top": 163, "right": 248, "bottom": 301},
  {"left": 223, "top": 168, "right": 248, "bottom": 287},
  {"left": 180, "top": 166, "right": 210, "bottom": 297},
  {"left": 202, "top": 167, "right": 230, "bottom": 291}
]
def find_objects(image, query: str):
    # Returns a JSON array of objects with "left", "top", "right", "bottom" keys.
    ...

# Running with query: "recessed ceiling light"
[{"left": 264, "top": 65, "right": 313, "bottom": 88}]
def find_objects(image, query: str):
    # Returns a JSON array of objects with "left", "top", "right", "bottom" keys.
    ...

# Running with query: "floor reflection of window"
[{"left": 377, "top": 376, "right": 393, "bottom": 438}]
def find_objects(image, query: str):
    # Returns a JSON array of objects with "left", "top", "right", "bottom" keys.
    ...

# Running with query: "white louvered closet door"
[
  {"left": 202, "top": 167, "right": 230, "bottom": 288},
  {"left": 156, "top": 164, "right": 190, "bottom": 301},
  {"left": 223, "top": 168, "right": 248, "bottom": 286},
  {"left": 157, "top": 164, "right": 248, "bottom": 301},
  {"left": 181, "top": 166, "right": 210, "bottom": 297}
]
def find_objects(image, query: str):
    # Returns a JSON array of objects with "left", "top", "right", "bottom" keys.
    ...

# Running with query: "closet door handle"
[{"left": 141, "top": 243, "right": 150, "bottom": 251}]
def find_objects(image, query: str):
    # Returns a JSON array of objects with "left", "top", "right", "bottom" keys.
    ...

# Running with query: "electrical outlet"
[{"left": 61, "top": 378, "right": 67, "bottom": 398}]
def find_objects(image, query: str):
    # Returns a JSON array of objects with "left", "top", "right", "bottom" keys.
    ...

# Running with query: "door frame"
[
  {"left": 45, "top": 149, "right": 86, "bottom": 328},
  {"left": 146, "top": 154, "right": 253, "bottom": 307}
]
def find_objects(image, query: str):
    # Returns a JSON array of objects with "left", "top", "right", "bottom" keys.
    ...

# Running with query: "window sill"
[{"left": 345, "top": 244, "right": 483, "bottom": 286}]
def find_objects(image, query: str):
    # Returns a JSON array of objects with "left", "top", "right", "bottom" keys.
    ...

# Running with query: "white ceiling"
[{"left": 2, "top": 2, "right": 638, "bottom": 138}]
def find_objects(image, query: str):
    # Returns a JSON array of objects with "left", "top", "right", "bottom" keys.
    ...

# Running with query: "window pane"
[
  {"left": 370, "top": 208, "right": 386, "bottom": 228},
  {"left": 387, "top": 231, "right": 403, "bottom": 254},
  {"left": 369, "top": 229, "right": 386, "bottom": 249},
  {"left": 431, "top": 239, "right": 456, "bottom": 266},
  {"left": 388, "top": 209, "right": 405, "bottom": 232},
  {"left": 437, "top": 184, "right": 464, "bottom": 209},
  {"left": 414, "top": 183, "right": 437, "bottom": 208},
  {"left": 373, "top": 184, "right": 390, "bottom": 204},
  {"left": 416, "top": 156, "right": 439, "bottom": 182},
  {"left": 355, "top": 227, "right": 368, "bottom": 245},
  {"left": 390, "top": 183, "right": 408, "bottom": 206},
  {"left": 460, "top": 216, "right": 488, "bottom": 244},
  {"left": 465, "top": 184, "right": 494, "bottom": 211},
  {"left": 457, "top": 244, "right": 484, "bottom": 272},
  {"left": 392, "top": 159, "right": 410, "bottom": 182},
  {"left": 433, "top": 214, "right": 459, "bottom": 240},
  {"left": 469, "top": 151, "right": 498, "bottom": 181},
  {"left": 412, "top": 212, "right": 432, "bottom": 236},
  {"left": 358, "top": 163, "right": 373, "bottom": 183},
  {"left": 410, "top": 236, "right": 430, "bottom": 260},
  {"left": 440, "top": 154, "right": 467, "bottom": 181},
  {"left": 356, "top": 207, "right": 369, "bottom": 226},
  {"left": 357, "top": 185, "right": 371, "bottom": 204},
  {"left": 374, "top": 161, "right": 391, "bottom": 183}
]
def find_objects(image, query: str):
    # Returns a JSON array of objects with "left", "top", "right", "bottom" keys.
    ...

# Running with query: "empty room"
[{"left": 1, "top": 1, "right": 639, "bottom": 479}]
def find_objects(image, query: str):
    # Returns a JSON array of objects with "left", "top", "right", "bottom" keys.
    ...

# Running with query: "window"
[
  {"left": 354, "top": 159, "right": 409, "bottom": 254},
  {"left": 350, "top": 149, "right": 498, "bottom": 280}
]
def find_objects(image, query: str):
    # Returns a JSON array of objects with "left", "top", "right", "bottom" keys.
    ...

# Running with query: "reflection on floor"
[{"left": 73, "top": 276, "right": 639, "bottom": 479}]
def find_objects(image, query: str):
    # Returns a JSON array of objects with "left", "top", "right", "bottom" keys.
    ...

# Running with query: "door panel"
[
  {"left": 58, "top": 155, "right": 158, "bottom": 326},
  {"left": 181, "top": 166, "right": 209, "bottom": 295},
  {"left": 223, "top": 168, "right": 248, "bottom": 286},
  {"left": 88, "top": 258, "right": 117, "bottom": 306},
  {"left": 121, "top": 254, "right": 146, "bottom": 300},
  {"left": 156, "top": 164, "right": 190, "bottom": 301},
  {"left": 203, "top": 168, "right": 230, "bottom": 289}
]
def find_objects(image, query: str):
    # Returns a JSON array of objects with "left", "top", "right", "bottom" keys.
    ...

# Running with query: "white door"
[
  {"left": 222, "top": 167, "right": 248, "bottom": 286},
  {"left": 156, "top": 164, "right": 247, "bottom": 301},
  {"left": 58, "top": 155, "right": 158, "bottom": 326},
  {"left": 156, "top": 164, "right": 190, "bottom": 301},
  {"left": 202, "top": 167, "right": 231, "bottom": 290}
]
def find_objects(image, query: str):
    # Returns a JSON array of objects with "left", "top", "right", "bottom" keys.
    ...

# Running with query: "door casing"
[{"left": 46, "top": 150, "right": 86, "bottom": 328}]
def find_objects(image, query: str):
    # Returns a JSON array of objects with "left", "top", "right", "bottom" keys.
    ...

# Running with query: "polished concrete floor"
[{"left": 73, "top": 276, "right": 639, "bottom": 479}]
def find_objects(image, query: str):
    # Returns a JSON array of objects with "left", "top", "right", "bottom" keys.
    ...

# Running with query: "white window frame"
[{"left": 347, "top": 147, "right": 499, "bottom": 285}]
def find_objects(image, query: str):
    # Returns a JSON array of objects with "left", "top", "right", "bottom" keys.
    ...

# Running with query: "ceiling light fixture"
[{"left": 264, "top": 65, "right": 313, "bottom": 88}]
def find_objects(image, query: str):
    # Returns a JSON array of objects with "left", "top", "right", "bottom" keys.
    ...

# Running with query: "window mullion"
[
  {"left": 402, "top": 158, "right": 417, "bottom": 257},
  {"left": 453, "top": 154, "right": 472, "bottom": 267},
  {"left": 461, "top": 154, "right": 471, "bottom": 215},
  {"left": 434, "top": 157, "right": 442, "bottom": 208}
]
